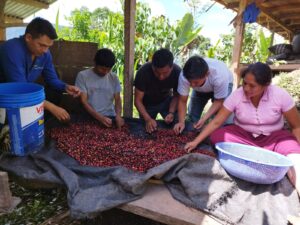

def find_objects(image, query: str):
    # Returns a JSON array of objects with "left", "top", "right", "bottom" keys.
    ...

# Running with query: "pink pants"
[{"left": 210, "top": 124, "right": 300, "bottom": 156}]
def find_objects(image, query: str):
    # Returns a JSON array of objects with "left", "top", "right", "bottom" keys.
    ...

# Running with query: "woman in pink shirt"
[{"left": 184, "top": 62, "right": 300, "bottom": 194}]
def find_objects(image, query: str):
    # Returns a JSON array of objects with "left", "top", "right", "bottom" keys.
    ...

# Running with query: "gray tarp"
[{"left": 0, "top": 119, "right": 299, "bottom": 225}]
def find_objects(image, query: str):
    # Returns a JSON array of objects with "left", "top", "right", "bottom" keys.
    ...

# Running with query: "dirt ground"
[
  {"left": 44, "top": 208, "right": 167, "bottom": 225},
  {"left": 87, "top": 209, "right": 166, "bottom": 225}
]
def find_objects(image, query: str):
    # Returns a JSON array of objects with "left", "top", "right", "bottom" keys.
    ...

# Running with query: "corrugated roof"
[
  {"left": 4, "top": 0, "right": 57, "bottom": 21},
  {"left": 214, "top": 0, "right": 300, "bottom": 39}
]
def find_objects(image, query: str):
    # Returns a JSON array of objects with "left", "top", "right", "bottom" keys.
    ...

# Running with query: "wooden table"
[
  {"left": 269, "top": 64, "right": 300, "bottom": 72},
  {"left": 119, "top": 183, "right": 222, "bottom": 225},
  {"left": 239, "top": 63, "right": 300, "bottom": 73}
]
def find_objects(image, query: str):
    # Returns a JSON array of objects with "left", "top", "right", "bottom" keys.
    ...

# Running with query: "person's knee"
[{"left": 210, "top": 129, "right": 226, "bottom": 145}]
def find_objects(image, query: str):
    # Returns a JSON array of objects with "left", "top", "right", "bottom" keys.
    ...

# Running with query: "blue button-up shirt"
[{"left": 0, "top": 36, "right": 65, "bottom": 91}]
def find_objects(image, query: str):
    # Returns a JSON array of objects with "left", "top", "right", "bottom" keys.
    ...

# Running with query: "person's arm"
[
  {"left": 65, "top": 84, "right": 81, "bottom": 97},
  {"left": 287, "top": 154, "right": 300, "bottom": 196},
  {"left": 194, "top": 98, "right": 225, "bottom": 129},
  {"left": 44, "top": 100, "right": 70, "bottom": 122},
  {"left": 173, "top": 94, "right": 188, "bottom": 134},
  {"left": 42, "top": 52, "right": 66, "bottom": 91},
  {"left": 184, "top": 106, "right": 232, "bottom": 152},
  {"left": 134, "top": 88, "right": 157, "bottom": 133},
  {"left": 284, "top": 106, "right": 300, "bottom": 142},
  {"left": 114, "top": 92, "right": 124, "bottom": 129},
  {"left": 164, "top": 92, "right": 179, "bottom": 124},
  {"left": 283, "top": 106, "right": 300, "bottom": 195},
  {"left": 79, "top": 92, "right": 112, "bottom": 127}
]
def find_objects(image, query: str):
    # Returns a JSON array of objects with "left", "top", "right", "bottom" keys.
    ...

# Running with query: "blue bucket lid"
[{"left": 0, "top": 82, "right": 45, "bottom": 108}]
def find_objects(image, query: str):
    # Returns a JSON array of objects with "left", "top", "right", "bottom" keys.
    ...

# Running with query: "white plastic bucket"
[{"left": 0, "top": 82, "right": 45, "bottom": 156}]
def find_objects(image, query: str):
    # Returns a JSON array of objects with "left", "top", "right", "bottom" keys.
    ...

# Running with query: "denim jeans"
[
  {"left": 140, "top": 96, "right": 175, "bottom": 120},
  {"left": 187, "top": 83, "right": 233, "bottom": 123}
]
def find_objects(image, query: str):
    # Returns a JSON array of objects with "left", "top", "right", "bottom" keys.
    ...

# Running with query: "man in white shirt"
[{"left": 174, "top": 56, "right": 233, "bottom": 134}]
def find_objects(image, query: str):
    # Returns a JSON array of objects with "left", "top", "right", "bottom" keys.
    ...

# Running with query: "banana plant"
[
  {"left": 255, "top": 28, "right": 272, "bottom": 62},
  {"left": 171, "top": 13, "right": 202, "bottom": 57},
  {"left": 55, "top": 9, "right": 60, "bottom": 33},
  {"left": 206, "top": 39, "right": 220, "bottom": 58}
]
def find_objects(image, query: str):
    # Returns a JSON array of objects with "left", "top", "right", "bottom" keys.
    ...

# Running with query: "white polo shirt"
[{"left": 177, "top": 58, "right": 233, "bottom": 99}]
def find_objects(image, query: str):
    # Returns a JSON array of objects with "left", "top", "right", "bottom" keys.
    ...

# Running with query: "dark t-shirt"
[{"left": 134, "top": 62, "right": 181, "bottom": 106}]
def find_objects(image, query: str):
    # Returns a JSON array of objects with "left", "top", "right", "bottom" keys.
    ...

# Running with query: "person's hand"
[
  {"left": 287, "top": 167, "right": 296, "bottom": 187},
  {"left": 65, "top": 85, "right": 81, "bottom": 97},
  {"left": 98, "top": 116, "right": 113, "bottom": 127},
  {"left": 184, "top": 141, "right": 199, "bottom": 153},
  {"left": 164, "top": 112, "right": 174, "bottom": 124},
  {"left": 173, "top": 122, "right": 185, "bottom": 135},
  {"left": 115, "top": 116, "right": 125, "bottom": 129},
  {"left": 145, "top": 118, "right": 157, "bottom": 133},
  {"left": 193, "top": 118, "right": 205, "bottom": 130},
  {"left": 51, "top": 105, "right": 70, "bottom": 122}
]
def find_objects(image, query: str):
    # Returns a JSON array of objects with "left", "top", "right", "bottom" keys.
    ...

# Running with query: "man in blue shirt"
[{"left": 0, "top": 17, "right": 80, "bottom": 122}]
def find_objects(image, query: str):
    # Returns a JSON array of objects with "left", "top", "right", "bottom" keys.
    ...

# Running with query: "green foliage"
[
  {"left": 213, "top": 33, "right": 234, "bottom": 64},
  {"left": 171, "top": 13, "right": 202, "bottom": 56},
  {"left": 55, "top": 8, "right": 59, "bottom": 33},
  {"left": 213, "top": 24, "right": 272, "bottom": 65},
  {"left": 0, "top": 182, "right": 67, "bottom": 225},
  {"left": 57, "top": 2, "right": 207, "bottom": 79},
  {"left": 241, "top": 25, "right": 257, "bottom": 63},
  {"left": 134, "top": 2, "right": 176, "bottom": 68},
  {"left": 255, "top": 28, "right": 272, "bottom": 62},
  {"left": 184, "top": 0, "right": 210, "bottom": 23},
  {"left": 206, "top": 39, "right": 220, "bottom": 58},
  {"left": 276, "top": 70, "right": 300, "bottom": 104}
]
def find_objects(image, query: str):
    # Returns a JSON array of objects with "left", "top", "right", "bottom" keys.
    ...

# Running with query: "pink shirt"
[{"left": 224, "top": 85, "right": 294, "bottom": 136}]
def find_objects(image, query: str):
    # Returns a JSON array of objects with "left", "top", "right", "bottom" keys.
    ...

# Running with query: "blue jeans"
[
  {"left": 141, "top": 96, "right": 175, "bottom": 120},
  {"left": 187, "top": 91, "right": 214, "bottom": 123},
  {"left": 187, "top": 83, "right": 233, "bottom": 123}
]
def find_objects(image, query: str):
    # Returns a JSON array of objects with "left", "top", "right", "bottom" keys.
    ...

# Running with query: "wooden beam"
[
  {"left": 282, "top": 13, "right": 300, "bottom": 20},
  {"left": 290, "top": 24, "right": 300, "bottom": 29},
  {"left": 231, "top": 0, "right": 247, "bottom": 88},
  {"left": 0, "top": 22, "right": 28, "bottom": 28},
  {"left": 0, "top": 171, "right": 13, "bottom": 209},
  {"left": 12, "top": 0, "right": 49, "bottom": 9},
  {"left": 267, "top": 3, "right": 300, "bottom": 12},
  {"left": 123, "top": 0, "right": 136, "bottom": 118},
  {"left": 4, "top": 15, "right": 23, "bottom": 23},
  {"left": 214, "top": 0, "right": 239, "bottom": 10},
  {"left": 226, "top": 2, "right": 239, "bottom": 9},
  {"left": 269, "top": 64, "right": 300, "bottom": 72},
  {"left": 257, "top": 5, "right": 294, "bottom": 37},
  {"left": 239, "top": 63, "right": 300, "bottom": 73},
  {"left": 0, "top": 0, "right": 6, "bottom": 40}
]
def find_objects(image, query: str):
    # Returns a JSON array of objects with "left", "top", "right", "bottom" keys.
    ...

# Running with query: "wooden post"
[
  {"left": 0, "top": 0, "right": 6, "bottom": 41},
  {"left": 230, "top": 0, "right": 248, "bottom": 88},
  {"left": 0, "top": 171, "right": 13, "bottom": 210},
  {"left": 123, "top": 0, "right": 136, "bottom": 118}
]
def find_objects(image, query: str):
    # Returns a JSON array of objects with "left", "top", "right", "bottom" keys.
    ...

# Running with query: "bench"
[{"left": 119, "top": 182, "right": 222, "bottom": 225}]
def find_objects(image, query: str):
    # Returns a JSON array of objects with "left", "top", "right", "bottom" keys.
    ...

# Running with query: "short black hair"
[
  {"left": 183, "top": 55, "right": 208, "bottom": 80},
  {"left": 25, "top": 17, "right": 58, "bottom": 39},
  {"left": 94, "top": 48, "right": 116, "bottom": 68},
  {"left": 152, "top": 48, "right": 174, "bottom": 68},
  {"left": 241, "top": 62, "right": 272, "bottom": 86}
]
